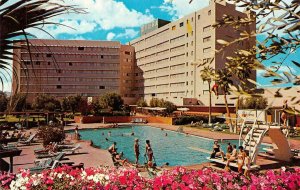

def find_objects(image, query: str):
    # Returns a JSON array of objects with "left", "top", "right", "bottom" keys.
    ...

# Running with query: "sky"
[{"left": 2, "top": 0, "right": 300, "bottom": 92}]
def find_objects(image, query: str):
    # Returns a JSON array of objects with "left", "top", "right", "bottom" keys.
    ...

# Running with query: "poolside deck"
[{"left": 3, "top": 122, "right": 299, "bottom": 172}]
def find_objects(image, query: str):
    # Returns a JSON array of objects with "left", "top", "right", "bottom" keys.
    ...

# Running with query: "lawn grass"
[{"left": 0, "top": 115, "right": 74, "bottom": 123}]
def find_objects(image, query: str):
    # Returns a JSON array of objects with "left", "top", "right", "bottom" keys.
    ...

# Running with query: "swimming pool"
[{"left": 75, "top": 126, "right": 250, "bottom": 166}]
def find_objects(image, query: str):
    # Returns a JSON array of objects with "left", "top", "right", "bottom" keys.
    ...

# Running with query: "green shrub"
[
  {"left": 239, "top": 96, "right": 268, "bottom": 109},
  {"left": 37, "top": 125, "right": 65, "bottom": 145},
  {"left": 174, "top": 116, "right": 225, "bottom": 125}
]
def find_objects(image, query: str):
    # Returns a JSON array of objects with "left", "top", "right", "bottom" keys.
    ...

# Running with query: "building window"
[
  {"left": 99, "top": 86, "right": 105, "bottom": 89},
  {"left": 101, "top": 55, "right": 104, "bottom": 59},
  {"left": 186, "top": 33, "right": 189, "bottom": 37},
  {"left": 46, "top": 54, "right": 52, "bottom": 57},
  {"left": 191, "top": 17, "right": 194, "bottom": 22},
  {"left": 198, "top": 15, "right": 201, "bottom": 20},
  {"left": 78, "top": 47, "right": 85, "bottom": 50},
  {"left": 186, "top": 72, "right": 188, "bottom": 76},
  {"left": 35, "top": 54, "right": 39, "bottom": 57},
  {"left": 186, "top": 81, "right": 189, "bottom": 85},
  {"left": 203, "top": 47, "right": 211, "bottom": 53},
  {"left": 203, "top": 36, "right": 211, "bottom": 43},
  {"left": 186, "top": 52, "right": 189, "bottom": 57},
  {"left": 191, "top": 81, "right": 194, "bottom": 85},
  {"left": 186, "top": 43, "right": 188, "bottom": 47},
  {"left": 48, "top": 62, "right": 51, "bottom": 65},
  {"left": 203, "top": 25, "right": 211, "bottom": 32},
  {"left": 172, "top": 25, "right": 176, "bottom": 30},
  {"left": 56, "top": 85, "right": 62, "bottom": 89},
  {"left": 191, "top": 71, "right": 194, "bottom": 75},
  {"left": 69, "top": 62, "right": 73, "bottom": 66},
  {"left": 35, "top": 61, "right": 40, "bottom": 65},
  {"left": 191, "top": 41, "right": 194, "bottom": 46},
  {"left": 208, "top": 10, "right": 211, "bottom": 15},
  {"left": 186, "top": 62, "right": 188, "bottom": 66},
  {"left": 124, "top": 51, "right": 131, "bottom": 55},
  {"left": 180, "top": 22, "right": 184, "bottom": 27},
  {"left": 58, "top": 77, "right": 61, "bottom": 81},
  {"left": 191, "top": 51, "right": 194, "bottom": 56},
  {"left": 24, "top": 61, "right": 30, "bottom": 65},
  {"left": 57, "top": 69, "right": 62, "bottom": 73}
]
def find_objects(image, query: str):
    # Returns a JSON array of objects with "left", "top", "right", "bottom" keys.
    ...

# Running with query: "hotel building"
[
  {"left": 12, "top": 39, "right": 137, "bottom": 104},
  {"left": 129, "top": 0, "right": 256, "bottom": 106}
]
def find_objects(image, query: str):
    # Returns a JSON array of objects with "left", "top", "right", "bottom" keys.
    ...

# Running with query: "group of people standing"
[
  {"left": 210, "top": 141, "right": 250, "bottom": 176},
  {"left": 108, "top": 139, "right": 154, "bottom": 167}
]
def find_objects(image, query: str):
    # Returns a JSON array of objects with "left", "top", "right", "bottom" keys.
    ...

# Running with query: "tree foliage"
[
  {"left": 0, "top": 0, "right": 84, "bottom": 91},
  {"left": 162, "top": 101, "right": 177, "bottom": 114},
  {"left": 0, "top": 92, "right": 8, "bottom": 112},
  {"left": 239, "top": 96, "right": 268, "bottom": 110},
  {"left": 32, "top": 94, "right": 61, "bottom": 112},
  {"left": 210, "top": 0, "right": 300, "bottom": 114},
  {"left": 8, "top": 93, "right": 27, "bottom": 112},
  {"left": 99, "top": 93, "right": 124, "bottom": 111},
  {"left": 149, "top": 98, "right": 176, "bottom": 114},
  {"left": 62, "top": 95, "right": 83, "bottom": 114},
  {"left": 136, "top": 98, "right": 148, "bottom": 107},
  {"left": 37, "top": 125, "right": 65, "bottom": 146}
]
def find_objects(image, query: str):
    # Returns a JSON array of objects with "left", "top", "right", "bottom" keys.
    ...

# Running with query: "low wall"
[{"left": 74, "top": 116, "right": 173, "bottom": 125}]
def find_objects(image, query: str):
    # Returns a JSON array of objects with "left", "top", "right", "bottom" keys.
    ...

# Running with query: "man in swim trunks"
[{"left": 134, "top": 138, "right": 140, "bottom": 165}]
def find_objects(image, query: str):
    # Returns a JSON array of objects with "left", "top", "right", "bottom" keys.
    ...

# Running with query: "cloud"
[
  {"left": 115, "top": 29, "right": 139, "bottom": 39},
  {"left": 106, "top": 32, "right": 116, "bottom": 41},
  {"left": 159, "top": 0, "right": 210, "bottom": 19},
  {"left": 26, "top": 0, "right": 154, "bottom": 38}
]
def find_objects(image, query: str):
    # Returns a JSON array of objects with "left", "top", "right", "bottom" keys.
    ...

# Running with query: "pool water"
[{"left": 75, "top": 126, "right": 249, "bottom": 166}]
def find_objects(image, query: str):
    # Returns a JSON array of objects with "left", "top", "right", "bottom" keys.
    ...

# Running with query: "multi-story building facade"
[
  {"left": 129, "top": 0, "right": 256, "bottom": 106},
  {"left": 12, "top": 39, "right": 137, "bottom": 104}
]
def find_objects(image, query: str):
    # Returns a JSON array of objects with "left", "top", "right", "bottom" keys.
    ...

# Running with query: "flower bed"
[{"left": 0, "top": 166, "right": 299, "bottom": 190}]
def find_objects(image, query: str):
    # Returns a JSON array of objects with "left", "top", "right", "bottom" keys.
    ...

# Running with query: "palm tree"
[
  {"left": 200, "top": 66, "right": 215, "bottom": 125},
  {"left": 215, "top": 69, "right": 234, "bottom": 132},
  {"left": 0, "top": 0, "right": 83, "bottom": 91}
]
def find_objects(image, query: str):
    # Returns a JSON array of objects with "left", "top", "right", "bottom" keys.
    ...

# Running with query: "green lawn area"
[
  {"left": 183, "top": 125, "right": 300, "bottom": 141},
  {"left": 0, "top": 115, "right": 74, "bottom": 123}
]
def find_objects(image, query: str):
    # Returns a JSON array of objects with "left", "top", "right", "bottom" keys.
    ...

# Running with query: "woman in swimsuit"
[
  {"left": 210, "top": 140, "right": 225, "bottom": 161},
  {"left": 225, "top": 145, "right": 237, "bottom": 167},
  {"left": 237, "top": 146, "right": 247, "bottom": 173},
  {"left": 145, "top": 140, "right": 154, "bottom": 166}
]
